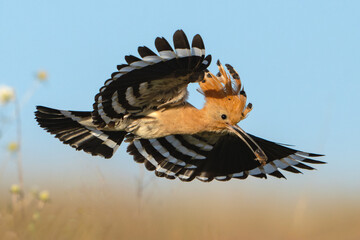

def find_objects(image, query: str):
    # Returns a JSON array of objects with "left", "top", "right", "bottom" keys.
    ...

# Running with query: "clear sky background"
[{"left": 0, "top": 0, "right": 359, "bottom": 198}]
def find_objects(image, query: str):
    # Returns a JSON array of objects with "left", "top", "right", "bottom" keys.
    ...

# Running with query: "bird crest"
[{"left": 199, "top": 60, "right": 253, "bottom": 123}]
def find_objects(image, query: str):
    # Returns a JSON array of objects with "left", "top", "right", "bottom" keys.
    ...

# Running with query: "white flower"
[
  {"left": 7, "top": 141, "right": 19, "bottom": 153},
  {"left": 38, "top": 190, "right": 50, "bottom": 202},
  {"left": 10, "top": 184, "right": 21, "bottom": 194},
  {"left": 0, "top": 85, "right": 15, "bottom": 105},
  {"left": 36, "top": 70, "right": 48, "bottom": 82}
]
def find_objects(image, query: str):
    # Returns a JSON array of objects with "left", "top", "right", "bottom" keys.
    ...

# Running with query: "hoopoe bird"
[{"left": 35, "top": 30, "right": 324, "bottom": 182}]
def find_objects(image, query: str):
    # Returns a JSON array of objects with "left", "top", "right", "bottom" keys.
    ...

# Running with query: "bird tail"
[{"left": 35, "top": 106, "right": 126, "bottom": 158}]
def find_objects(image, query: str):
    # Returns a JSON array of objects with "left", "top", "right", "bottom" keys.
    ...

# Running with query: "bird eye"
[{"left": 221, "top": 114, "right": 227, "bottom": 120}]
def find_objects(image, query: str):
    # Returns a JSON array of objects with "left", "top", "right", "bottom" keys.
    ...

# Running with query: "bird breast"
[{"left": 124, "top": 104, "right": 208, "bottom": 139}]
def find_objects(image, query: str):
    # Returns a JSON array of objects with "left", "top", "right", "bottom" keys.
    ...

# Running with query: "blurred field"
[{"left": 1, "top": 176, "right": 359, "bottom": 240}]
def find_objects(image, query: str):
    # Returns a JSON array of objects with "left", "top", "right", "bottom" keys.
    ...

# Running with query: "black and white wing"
[
  {"left": 93, "top": 30, "right": 211, "bottom": 127},
  {"left": 35, "top": 106, "right": 127, "bottom": 159},
  {"left": 126, "top": 133, "right": 325, "bottom": 182}
]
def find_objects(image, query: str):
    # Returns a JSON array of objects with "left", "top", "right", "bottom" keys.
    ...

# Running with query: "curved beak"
[{"left": 226, "top": 124, "right": 268, "bottom": 165}]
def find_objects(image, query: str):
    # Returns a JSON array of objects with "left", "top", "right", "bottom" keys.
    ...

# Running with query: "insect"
[{"left": 35, "top": 30, "right": 324, "bottom": 182}]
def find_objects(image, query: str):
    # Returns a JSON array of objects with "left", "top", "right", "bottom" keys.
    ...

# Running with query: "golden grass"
[{"left": 0, "top": 180, "right": 359, "bottom": 240}]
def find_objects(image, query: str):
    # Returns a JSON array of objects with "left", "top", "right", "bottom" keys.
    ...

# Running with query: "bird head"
[
  {"left": 199, "top": 60, "right": 252, "bottom": 130},
  {"left": 199, "top": 61, "right": 267, "bottom": 164}
]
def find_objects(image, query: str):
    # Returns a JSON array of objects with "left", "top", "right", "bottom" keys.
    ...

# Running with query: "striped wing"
[
  {"left": 127, "top": 133, "right": 325, "bottom": 182},
  {"left": 93, "top": 30, "right": 211, "bottom": 127},
  {"left": 35, "top": 106, "right": 126, "bottom": 158}
]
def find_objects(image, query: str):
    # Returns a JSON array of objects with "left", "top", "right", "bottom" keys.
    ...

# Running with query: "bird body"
[
  {"left": 132, "top": 104, "right": 209, "bottom": 138},
  {"left": 35, "top": 30, "right": 324, "bottom": 182}
]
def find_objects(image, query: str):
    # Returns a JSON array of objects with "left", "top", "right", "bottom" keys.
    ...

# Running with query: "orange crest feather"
[
  {"left": 199, "top": 60, "right": 253, "bottom": 123},
  {"left": 199, "top": 60, "right": 242, "bottom": 98}
]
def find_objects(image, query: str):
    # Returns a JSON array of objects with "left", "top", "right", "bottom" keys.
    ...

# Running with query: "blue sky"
[{"left": 0, "top": 0, "right": 359, "bottom": 196}]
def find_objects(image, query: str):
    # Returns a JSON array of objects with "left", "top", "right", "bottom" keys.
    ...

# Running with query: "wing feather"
[
  {"left": 126, "top": 132, "right": 325, "bottom": 182},
  {"left": 92, "top": 30, "right": 211, "bottom": 127}
]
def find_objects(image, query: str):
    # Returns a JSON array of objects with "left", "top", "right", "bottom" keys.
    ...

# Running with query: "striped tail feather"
[
  {"left": 126, "top": 133, "right": 325, "bottom": 182},
  {"left": 35, "top": 106, "right": 126, "bottom": 158}
]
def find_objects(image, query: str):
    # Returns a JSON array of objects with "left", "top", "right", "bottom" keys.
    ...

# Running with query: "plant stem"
[{"left": 14, "top": 97, "right": 24, "bottom": 192}]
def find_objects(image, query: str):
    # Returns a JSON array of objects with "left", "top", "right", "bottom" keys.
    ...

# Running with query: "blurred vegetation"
[
  {"left": 0, "top": 71, "right": 51, "bottom": 239},
  {"left": 0, "top": 184, "right": 359, "bottom": 240}
]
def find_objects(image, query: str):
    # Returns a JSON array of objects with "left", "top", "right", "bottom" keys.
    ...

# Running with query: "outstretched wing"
[
  {"left": 126, "top": 132, "right": 325, "bottom": 182},
  {"left": 93, "top": 30, "right": 211, "bottom": 127}
]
